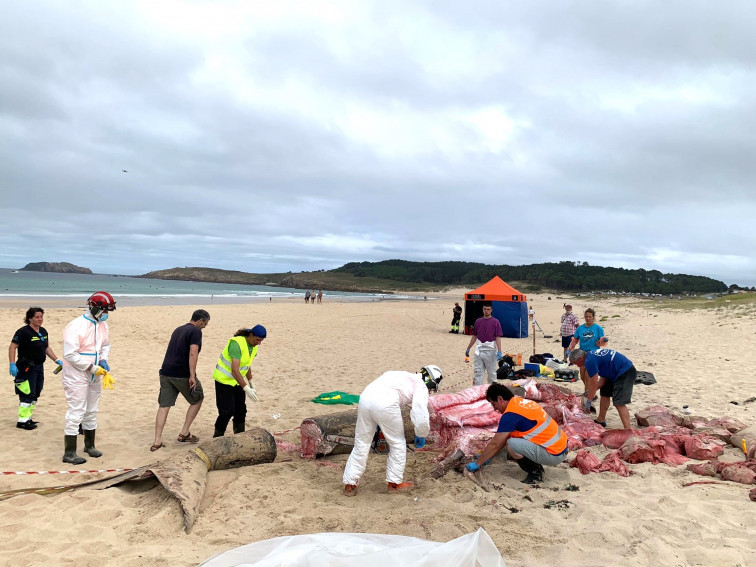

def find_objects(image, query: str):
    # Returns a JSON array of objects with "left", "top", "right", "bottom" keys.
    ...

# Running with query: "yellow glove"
[
  {"left": 102, "top": 372, "right": 115, "bottom": 390},
  {"left": 93, "top": 365, "right": 108, "bottom": 376}
]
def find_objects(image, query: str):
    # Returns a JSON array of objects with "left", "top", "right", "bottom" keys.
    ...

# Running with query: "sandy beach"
[{"left": 0, "top": 292, "right": 754, "bottom": 566}]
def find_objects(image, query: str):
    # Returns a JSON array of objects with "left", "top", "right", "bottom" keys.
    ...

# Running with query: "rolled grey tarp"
[{"left": 81, "top": 427, "right": 277, "bottom": 531}]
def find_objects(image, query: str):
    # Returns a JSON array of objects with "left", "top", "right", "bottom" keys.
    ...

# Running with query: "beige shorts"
[{"left": 158, "top": 374, "right": 204, "bottom": 407}]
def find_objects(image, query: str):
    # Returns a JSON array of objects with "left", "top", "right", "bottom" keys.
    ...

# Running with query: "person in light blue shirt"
[{"left": 567, "top": 308, "right": 609, "bottom": 392}]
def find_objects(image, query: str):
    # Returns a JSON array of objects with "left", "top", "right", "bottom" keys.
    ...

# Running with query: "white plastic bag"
[
  {"left": 519, "top": 377, "right": 541, "bottom": 401},
  {"left": 199, "top": 528, "right": 505, "bottom": 566},
  {"left": 544, "top": 358, "right": 568, "bottom": 371}
]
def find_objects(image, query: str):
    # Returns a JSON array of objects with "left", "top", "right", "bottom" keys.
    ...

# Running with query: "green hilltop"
[{"left": 141, "top": 260, "right": 730, "bottom": 295}]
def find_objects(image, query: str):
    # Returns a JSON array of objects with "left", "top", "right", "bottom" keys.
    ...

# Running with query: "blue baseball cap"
[{"left": 250, "top": 324, "right": 267, "bottom": 338}]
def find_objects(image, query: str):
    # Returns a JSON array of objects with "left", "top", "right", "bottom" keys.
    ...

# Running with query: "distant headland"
[
  {"left": 20, "top": 262, "right": 92, "bottom": 274},
  {"left": 140, "top": 260, "right": 735, "bottom": 295}
]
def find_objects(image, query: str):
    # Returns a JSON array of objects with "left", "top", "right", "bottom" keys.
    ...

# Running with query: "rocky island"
[{"left": 21, "top": 262, "right": 93, "bottom": 274}]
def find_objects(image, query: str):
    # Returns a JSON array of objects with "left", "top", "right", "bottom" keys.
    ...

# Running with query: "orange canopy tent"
[{"left": 464, "top": 276, "right": 528, "bottom": 338}]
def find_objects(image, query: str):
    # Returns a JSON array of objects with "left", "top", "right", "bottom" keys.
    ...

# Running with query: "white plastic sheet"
[{"left": 199, "top": 528, "right": 505, "bottom": 566}]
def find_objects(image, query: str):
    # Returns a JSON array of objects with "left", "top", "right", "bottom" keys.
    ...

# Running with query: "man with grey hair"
[
  {"left": 151, "top": 309, "right": 210, "bottom": 451},
  {"left": 569, "top": 348, "right": 637, "bottom": 429}
]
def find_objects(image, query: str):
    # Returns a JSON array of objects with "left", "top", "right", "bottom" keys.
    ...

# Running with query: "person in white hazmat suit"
[
  {"left": 61, "top": 291, "right": 115, "bottom": 465},
  {"left": 342, "top": 365, "right": 442, "bottom": 496}
]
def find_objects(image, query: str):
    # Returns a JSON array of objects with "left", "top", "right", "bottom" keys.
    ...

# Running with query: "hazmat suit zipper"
[{"left": 81, "top": 314, "right": 100, "bottom": 382}]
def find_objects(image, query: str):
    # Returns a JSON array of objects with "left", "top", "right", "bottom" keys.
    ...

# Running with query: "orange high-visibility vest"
[{"left": 506, "top": 397, "right": 568, "bottom": 455}]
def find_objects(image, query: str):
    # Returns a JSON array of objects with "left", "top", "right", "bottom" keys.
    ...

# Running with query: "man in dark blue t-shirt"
[
  {"left": 569, "top": 348, "right": 637, "bottom": 429},
  {"left": 151, "top": 309, "right": 210, "bottom": 451}
]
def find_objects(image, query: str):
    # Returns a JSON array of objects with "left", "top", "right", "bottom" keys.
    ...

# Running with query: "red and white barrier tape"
[{"left": 0, "top": 468, "right": 132, "bottom": 476}]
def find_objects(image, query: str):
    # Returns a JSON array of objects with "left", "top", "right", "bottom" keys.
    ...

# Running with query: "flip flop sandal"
[
  {"left": 593, "top": 420, "right": 607, "bottom": 428},
  {"left": 150, "top": 443, "right": 165, "bottom": 452},
  {"left": 177, "top": 432, "right": 199, "bottom": 443}
]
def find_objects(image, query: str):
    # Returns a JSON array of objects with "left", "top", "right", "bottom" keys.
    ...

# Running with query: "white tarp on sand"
[{"left": 199, "top": 527, "right": 505, "bottom": 566}]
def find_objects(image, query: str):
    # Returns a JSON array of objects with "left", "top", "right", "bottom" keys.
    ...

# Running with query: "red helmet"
[{"left": 87, "top": 291, "right": 116, "bottom": 312}]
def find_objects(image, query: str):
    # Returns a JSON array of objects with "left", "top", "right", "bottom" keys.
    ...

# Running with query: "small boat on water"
[{"left": 10, "top": 270, "right": 19, "bottom": 274}]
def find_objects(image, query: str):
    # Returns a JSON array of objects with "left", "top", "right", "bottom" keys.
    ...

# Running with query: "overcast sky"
[{"left": 2, "top": 1, "right": 754, "bottom": 286}]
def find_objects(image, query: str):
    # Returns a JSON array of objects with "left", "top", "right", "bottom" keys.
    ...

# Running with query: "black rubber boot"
[
  {"left": 83, "top": 429, "right": 102, "bottom": 458},
  {"left": 232, "top": 422, "right": 245, "bottom": 434},
  {"left": 516, "top": 456, "right": 544, "bottom": 484},
  {"left": 63, "top": 435, "right": 87, "bottom": 465}
]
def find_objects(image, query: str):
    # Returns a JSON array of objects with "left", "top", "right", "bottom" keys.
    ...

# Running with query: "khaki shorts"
[{"left": 158, "top": 374, "right": 204, "bottom": 407}]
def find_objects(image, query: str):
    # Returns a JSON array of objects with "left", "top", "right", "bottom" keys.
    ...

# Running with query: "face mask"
[{"left": 98, "top": 313, "right": 109, "bottom": 322}]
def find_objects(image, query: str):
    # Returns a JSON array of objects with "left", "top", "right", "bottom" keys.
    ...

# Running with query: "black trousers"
[
  {"left": 15, "top": 363, "right": 44, "bottom": 404},
  {"left": 214, "top": 380, "right": 247, "bottom": 434}
]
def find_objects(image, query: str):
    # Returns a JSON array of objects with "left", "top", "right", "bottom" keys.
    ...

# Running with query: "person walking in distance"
[
  {"left": 449, "top": 302, "right": 463, "bottom": 334},
  {"left": 559, "top": 304, "right": 579, "bottom": 360},
  {"left": 151, "top": 309, "right": 210, "bottom": 451}
]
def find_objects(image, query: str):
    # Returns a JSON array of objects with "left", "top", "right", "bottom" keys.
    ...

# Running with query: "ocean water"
[{"left": 0, "top": 268, "right": 406, "bottom": 306}]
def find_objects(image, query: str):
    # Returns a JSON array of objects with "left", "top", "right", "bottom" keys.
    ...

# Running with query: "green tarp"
[{"left": 311, "top": 391, "right": 360, "bottom": 405}]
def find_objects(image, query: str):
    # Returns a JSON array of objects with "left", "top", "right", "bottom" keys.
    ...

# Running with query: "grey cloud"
[{"left": 1, "top": 1, "right": 754, "bottom": 286}]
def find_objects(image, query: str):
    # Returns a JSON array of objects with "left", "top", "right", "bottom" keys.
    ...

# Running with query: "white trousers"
[
  {"left": 473, "top": 346, "right": 498, "bottom": 386},
  {"left": 63, "top": 376, "right": 102, "bottom": 436},
  {"left": 343, "top": 396, "right": 407, "bottom": 485}
]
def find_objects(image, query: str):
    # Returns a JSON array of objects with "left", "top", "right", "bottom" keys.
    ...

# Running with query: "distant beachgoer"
[
  {"left": 560, "top": 304, "right": 579, "bottom": 359},
  {"left": 212, "top": 325, "right": 266, "bottom": 437},
  {"left": 566, "top": 308, "right": 608, "bottom": 392},
  {"left": 317, "top": 290, "right": 323, "bottom": 304},
  {"left": 528, "top": 306, "right": 534, "bottom": 320},
  {"left": 151, "top": 309, "right": 210, "bottom": 452},
  {"left": 61, "top": 291, "right": 116, "bottom": 464},
  {"left": 449, "top": 302, "right": 463, "bottom": 334},
  {"left": 8, "top": 307, "right": 62, "bottom": 430},
  {"left": 305, "top": 290, "right": 311, "bottom": 304},
  {"left": 311, "top": 290, "right": 316, "bottom": 305},
  {"left": 464, "top": 303, "right": 503, "bottom": 385}
]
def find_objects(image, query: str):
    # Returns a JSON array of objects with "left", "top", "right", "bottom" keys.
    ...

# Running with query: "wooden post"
[{"left": 532, "top": 321, "right": 536, "bottom": 356}]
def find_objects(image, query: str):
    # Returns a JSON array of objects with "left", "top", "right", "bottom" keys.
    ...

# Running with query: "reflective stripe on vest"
[
  {"left": 213, "top": 336, "right": 257, "bottom": 386},
  {"left": 507, "top": 397, "right": 568, "bottom": 455}
]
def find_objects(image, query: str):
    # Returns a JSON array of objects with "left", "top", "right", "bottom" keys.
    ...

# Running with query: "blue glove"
[
  {"left": 497, "top": 351, "right": 503, "bottom": 361},
  {"left": 55, "top": 359, "right": 62, "bottom": 367},
  {"left": 582, "top": 396, "right": 592, "bottom": 412},
  {"left": 465, "top": 462, "right": 480, "bottom": 472},
  {"left": 565, "top": 349, "right": 571, "bottom": 360},
  {"left": 414, "top": 436, "right": 426, "bottom": 449},
  {"left": 100, "top": 360, "right": 110, "bottom": 372},
  {"left": 465, "top": 349, "right": 470, "bottom": 357},
  {"left": 9, "top": 363, "right": 18, "bottom": 377}
]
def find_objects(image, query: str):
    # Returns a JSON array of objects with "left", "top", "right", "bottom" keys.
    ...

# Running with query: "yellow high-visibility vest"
[{"left": 212, "top": 336, "right": 257, "bottom": 386}]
